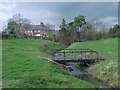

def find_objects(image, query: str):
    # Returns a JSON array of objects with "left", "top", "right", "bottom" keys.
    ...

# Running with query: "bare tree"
[{"left": 6, "top": 13, "right": 31, "bottom": 37}]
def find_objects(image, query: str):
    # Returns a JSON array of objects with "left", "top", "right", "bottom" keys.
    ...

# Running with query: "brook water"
[{"left": 65, "top": 63, "right": 111, "bottom": 89}]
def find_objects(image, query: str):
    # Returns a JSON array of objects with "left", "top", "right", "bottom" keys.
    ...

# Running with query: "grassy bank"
[
  {"left": 2, "top": 39, "right": 97, "bottom": 88},
  {"left": 68, "top": 38, "right": 118, "bottom": 87}
]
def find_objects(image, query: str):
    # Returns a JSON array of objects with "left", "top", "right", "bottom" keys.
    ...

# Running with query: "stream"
[{"left": 64, "top": 63, "right": 112, "bottom": 89}]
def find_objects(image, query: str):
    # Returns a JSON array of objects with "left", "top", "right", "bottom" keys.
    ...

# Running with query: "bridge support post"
[{"left": 63, "top": 49, "right": 65, "bottom": 60}]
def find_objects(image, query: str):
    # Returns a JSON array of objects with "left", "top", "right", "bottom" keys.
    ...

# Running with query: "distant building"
[{"left": 18, "top": 22, "right": 49, "bottom": 37}]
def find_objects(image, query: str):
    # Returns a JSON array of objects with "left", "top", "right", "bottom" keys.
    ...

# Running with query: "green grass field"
[
  {"left": 2, "top": 39, "right": 97, "bottom": 88},
  {"left": 68, "top": 38, "right": 118, "bottom": 87}
]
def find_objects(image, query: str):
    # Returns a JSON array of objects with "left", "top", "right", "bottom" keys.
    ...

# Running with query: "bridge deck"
[{"left": 54, "top": 55, "right": 95, "bottom": 60}]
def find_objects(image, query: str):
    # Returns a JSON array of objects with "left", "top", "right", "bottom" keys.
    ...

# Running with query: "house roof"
[{"left": 20, "top": 24, "right": 49, "bottom": 31}]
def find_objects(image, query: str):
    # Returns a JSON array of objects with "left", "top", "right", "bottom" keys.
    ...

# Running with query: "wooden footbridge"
[{"left": 52, "top": 48, "right": 105, "bottom": 65}]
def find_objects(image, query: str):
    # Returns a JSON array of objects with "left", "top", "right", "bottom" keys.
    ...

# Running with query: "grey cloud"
[{"left": 0, "top": 2, "right": 118, "bottom": 30}]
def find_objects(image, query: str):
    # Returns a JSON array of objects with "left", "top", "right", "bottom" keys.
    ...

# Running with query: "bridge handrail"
[
  {"left": 53, "top": 48, "right": 93, "bottom": 54},
  {"left": 56, "top": 48, "right": 93, "bottom": 51},
  {"left": 57, "top": 50, "right": 99, "bottom": 54},
  {"left": 52, "top": 48, "right": 99, "bottom": 56}
]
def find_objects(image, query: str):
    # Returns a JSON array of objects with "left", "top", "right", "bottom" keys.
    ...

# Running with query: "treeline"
[
  {"left": 58, "top": 16, "right": 86, "bottom": 46},
  {"left": 109, "top": 24, "right": 120, "bottom": 38},
  {"left": 58, "top": 16, "right": 120, "bottom": 46},
  {"left": 2, "top": 14, "right": 120, "bottom": 46}
]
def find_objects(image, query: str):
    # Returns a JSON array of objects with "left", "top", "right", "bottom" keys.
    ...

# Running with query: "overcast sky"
[{"left": 0, "top": 2, "right": 118, "bottom": 30}]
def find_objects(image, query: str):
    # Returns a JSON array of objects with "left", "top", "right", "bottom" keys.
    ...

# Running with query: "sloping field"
[
  {"left": 68, "top": 38, "right": 118, "bottom": 87},
  {"left": 2, "top": 39, "right": 96, "bottom": 88}
]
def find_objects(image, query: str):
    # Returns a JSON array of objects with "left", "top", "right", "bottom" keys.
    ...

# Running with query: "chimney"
[{"left": 40, "top": 22, "right": 44, "bottom": 27}]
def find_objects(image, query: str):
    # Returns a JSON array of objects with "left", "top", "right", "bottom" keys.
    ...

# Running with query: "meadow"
[
  {"left": 2, "top": 39, "right": 96, "bottom": 88},
  {"left": 68, "top": 38, "right": 118, "bottom": 87}
]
